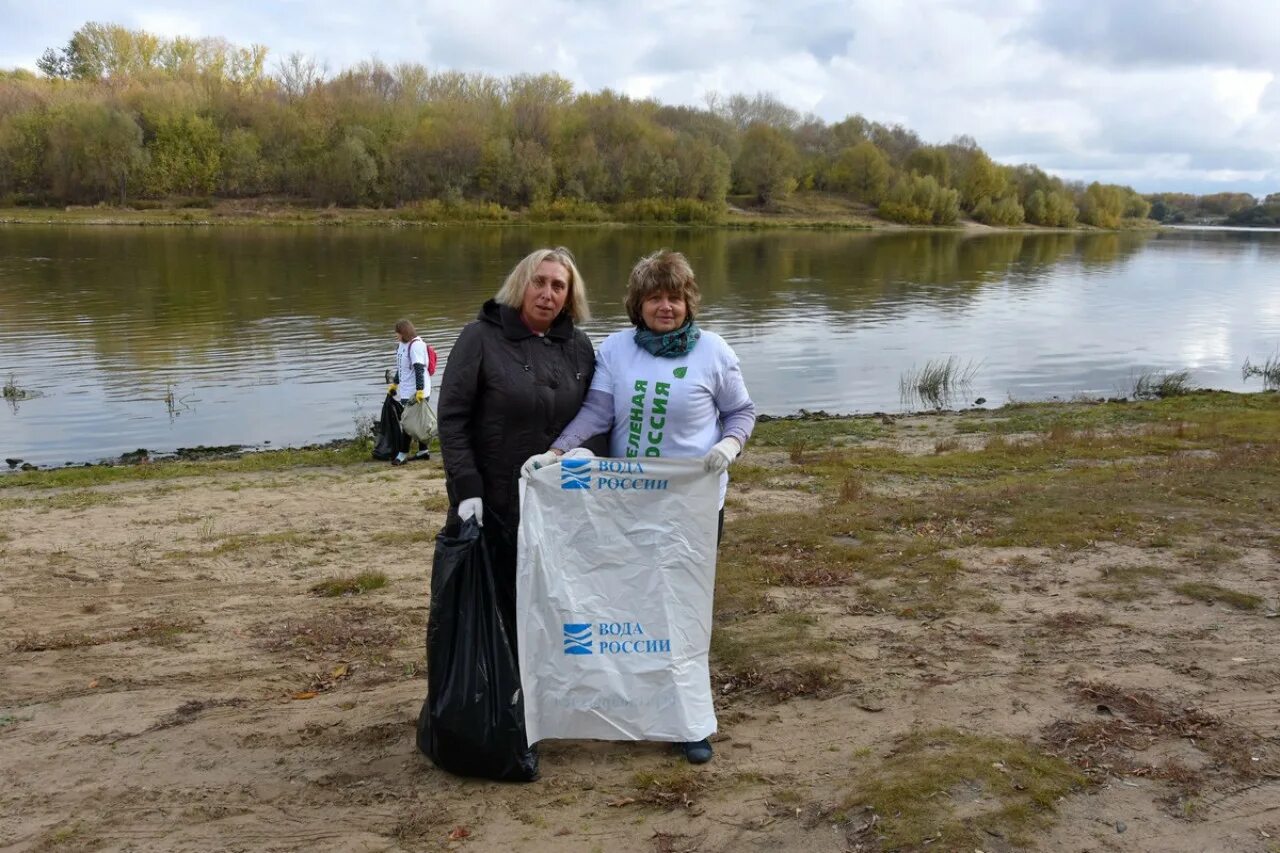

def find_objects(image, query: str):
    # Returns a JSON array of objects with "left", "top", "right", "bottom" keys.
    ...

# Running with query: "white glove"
[
  {"left": 520, "top": 450, "right": 561, "bottom": 479},
  {"left": 703, "top": 437, "right": 742, "bottom": 473},
  {"left": 458, "top": 497, "right": 484, "bottom": 527},
  {"left": 563, "top": 447, "right": 595, "bottom": 461}
]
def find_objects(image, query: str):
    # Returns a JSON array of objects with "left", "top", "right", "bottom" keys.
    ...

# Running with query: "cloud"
[{"left": 1023, "top": 0, "right": 1280, "bottom": 70}]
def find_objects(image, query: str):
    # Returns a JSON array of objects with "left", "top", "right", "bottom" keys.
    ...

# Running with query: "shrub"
[
  {"left": 527, "top": 197, "right": 606, "bottom": 222},
  {"left": 1025, "top": 189, "right": 1079, "bottom": 227},
  {"left": 612, "top": 198, "right": 724, "bottom": 224},
  {"left": 878, "top": 173, "right": 959, "bottom": 225},
  {"left": 396, "top": 199, "right": 511, "bottom": 222},
  {"left": 972, "top": 193, "right": 1025, "bottom": 226},
  {"left": 1078, "top": 182, "right": 1134, "bottom": 228},
  {"left": 1131, "top": 369, "right": 1193, "bottom": 400}
]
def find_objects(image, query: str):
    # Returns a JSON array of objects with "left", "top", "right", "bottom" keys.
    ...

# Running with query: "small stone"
[{"left": 1116, "top": 820, "right": 1127, "bottom": 834}]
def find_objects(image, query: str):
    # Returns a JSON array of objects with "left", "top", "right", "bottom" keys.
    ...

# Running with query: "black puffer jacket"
[{"left": 438, "top": 300, "right": 597, "bottom": 527}]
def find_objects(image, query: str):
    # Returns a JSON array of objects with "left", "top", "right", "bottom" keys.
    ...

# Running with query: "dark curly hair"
[{"left": 623, "top": 249, "right": 701, "bottom": 328}]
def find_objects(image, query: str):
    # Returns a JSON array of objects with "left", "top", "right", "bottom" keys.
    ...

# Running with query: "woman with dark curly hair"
[{"left": 523, "top": 248, "right": 756, "bottom": 765}]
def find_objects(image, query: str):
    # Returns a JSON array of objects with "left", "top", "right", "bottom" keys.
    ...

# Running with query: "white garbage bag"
[{"left": 517, "top": 457, "right": 720, "bottom": 744}]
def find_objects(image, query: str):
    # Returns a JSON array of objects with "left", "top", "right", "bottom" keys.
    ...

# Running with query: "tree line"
[
  {"left": 1146, "top": 192, "right": 1280, "bottom": 227},
  {"left": 0, "top": 22, "right": 1171, "bottom": 227}
]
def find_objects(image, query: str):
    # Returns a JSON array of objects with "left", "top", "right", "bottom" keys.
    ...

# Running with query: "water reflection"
[{"left": 0, "top": 225, "right": 1276, "bottom": 466}]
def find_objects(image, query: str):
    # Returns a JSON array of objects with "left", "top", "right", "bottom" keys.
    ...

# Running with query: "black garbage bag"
[
  {"left": 415, "top": 515, "right": 538, "bottom": 782},
  {"left": 372, "top": 393, "right": 403, "bottom": 460}
]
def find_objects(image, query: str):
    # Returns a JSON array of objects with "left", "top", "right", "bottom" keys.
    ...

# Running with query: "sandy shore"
[{"left": 2, "top": 394, "right": 1278, "bottom": 851}]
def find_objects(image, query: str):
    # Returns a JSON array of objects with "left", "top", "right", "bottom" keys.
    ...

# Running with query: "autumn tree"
[
  {"left": 218, "top": 127, "right": 264, "bottom": 196},
  {"left": 868, "top": 122, "right": 921, "bottom": 167},
  {"left": 44, "top": 102, "right": 146, "bottom": 203},
  {"left": 0, "top": 108, "right": 47, "bottom": 197},
  {"left": 140, "top": 111, "right": 221, "bottom": 196},
  {"left": 314, "top": 127, "right": 378, "bottom": 205},
  {"left": 1197, "top": 192, "right": 1254, "bottom": 216},
  {"left": 972, "top": 192, "right": 1025, "bottom": 226},
  {"left": 904, "top": 145, "right": 951, "bottom": 187},
  {"left": 879, "top": 173, "right": 959, "bottom": 225},
  {"left": 1078, "top": 182, "right": 1127, "bottom": 228},
  {"left": 828, "top": 141, "right": 891, "bottom": 203},
  {"left": 389, "top": 109, "right": 486, "bottom": 201},
  {"left": 1024, "top": 189, "right": 1078, "bottom": 227},
  {"left": 1123, "top": 191, "right": 1151, "bottom": 220},
  {"left": 954, "top": 146, "right": 1007, "bottom": 211},
  {"left": 733, "top": 122, "right": 798, "bottom": 204},
  {"left": 708, "top": 91, "right": 800, "bottom": 131}
]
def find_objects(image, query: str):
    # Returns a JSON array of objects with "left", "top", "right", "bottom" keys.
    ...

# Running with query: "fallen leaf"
[
  {"left": 88, "top": 679, "right": 99, "bottom": 689},
  {"left": 292, "top": 690, "right": 318, "bottom": 700},
  {"left": 447, "top": 825, "right": 471, "bottom": 840},
  {"left": 607, "top": 796, "right": 636, "bottom": 807},
  {"left": 331, "top": 663, "right": 350, "bottom": 679}
]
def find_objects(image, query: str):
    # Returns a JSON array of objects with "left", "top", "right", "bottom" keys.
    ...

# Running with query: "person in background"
[
  {"left": 389, "top": 318, "right": 431, "bottom": 466},
  {"left": 437, "top": 246, "right": 597, "bottom": 541},
  {"left": 524, "top": 248, "right": 755, "bottom": 765}
]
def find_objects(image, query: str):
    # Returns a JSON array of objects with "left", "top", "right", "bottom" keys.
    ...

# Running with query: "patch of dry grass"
[
  {"left": 254, "top": 607, "right": 408, "bottom": 660},
  {"left": 208, "top": 531, "right": 311, "bottom": 555},
  {"left": 310, "top": 571, "right": 388, "bottom": 597},
  {"left": 1174, "top": 581, "right": 1263, "bottom": 611},
  {"left": 1082, "top": 563, "right": 1166, "bottom": 603},
  {"left": 14, "top": 617, "right": 198, "bottom": 652},
  {"left": 1043, "top": 681, "right": 1279, "bottom": 795},
  {"left": 712, "top": 612, "right": 842, "bottom": 701},
  {"left": 1038, "top": 610, "right": 1113, "bottom": 636},
  {"left": 631, "top": 767, "right": 706, "bottom": 810}
]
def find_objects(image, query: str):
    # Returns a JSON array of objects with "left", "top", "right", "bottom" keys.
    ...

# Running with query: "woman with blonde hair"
[
  {"left": 438, "top": 246, "right": 597, "bottom": 537},
  {"left": 525, "top": 248, "right": 755, "bottom": 765},
  {"left": 424, "top": 247, "right": 599, "bottom": 780}
]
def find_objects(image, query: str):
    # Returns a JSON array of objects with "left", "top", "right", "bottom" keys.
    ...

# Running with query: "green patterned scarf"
[{"left": 634, "top": 320, "right": 701, "bottom": 358}]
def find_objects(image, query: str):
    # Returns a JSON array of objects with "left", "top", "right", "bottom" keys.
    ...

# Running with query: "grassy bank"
[
  {"left": 0, "top": 440, "right": 376, "bottom": 490},
  {"left": 0, "top": 193, "right": 1160, "bottom": 231},
  {"left": 0, "top": 200, "right": 879, "bottom": 229},
  {"left": 3, "top": 391, "right": 1277, "bottom": 850}
]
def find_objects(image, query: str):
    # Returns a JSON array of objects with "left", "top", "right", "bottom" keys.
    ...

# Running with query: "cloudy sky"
[{"left": 2, "top": 0, "right": 1277, "bottom": 195}]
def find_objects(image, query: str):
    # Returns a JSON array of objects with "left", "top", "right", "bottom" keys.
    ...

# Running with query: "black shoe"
[
  {"left": 678, "top": 739, "right": 713, "bottom": 764},
  {"left": 413, "top": 450, "right": 431, "bottom": 461},
  {"left": 391, "top": 456, "right": 407, "bottom": 466}
]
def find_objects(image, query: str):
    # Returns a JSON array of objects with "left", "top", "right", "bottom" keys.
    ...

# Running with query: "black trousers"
[{"left": 390, "top": 397, "right": 427, "bottom": 454}]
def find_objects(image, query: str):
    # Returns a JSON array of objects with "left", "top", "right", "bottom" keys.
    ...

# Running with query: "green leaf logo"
[{"left": 673, "top": 366, "right": 688, "bottom": 379}]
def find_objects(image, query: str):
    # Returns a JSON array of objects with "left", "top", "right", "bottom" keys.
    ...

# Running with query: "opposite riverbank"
[
  {"left": 0, "top": 193, "right": 1164, "bottom": 231},
  {"left": 2, "top": 392, "right": 1278, "bottom": 851}
]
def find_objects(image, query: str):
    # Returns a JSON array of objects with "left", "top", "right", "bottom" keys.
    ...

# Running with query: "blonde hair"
[
  {"left": 494, "top": 247, "right": 590, "bottom": 323},
  {"left": 624, "top": 249, "right": 700, "bottom": 327}
]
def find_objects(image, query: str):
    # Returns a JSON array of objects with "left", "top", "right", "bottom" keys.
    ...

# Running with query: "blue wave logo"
[
  {"left": 563, "top": 623, "right": 593, "bottom": 655},
  {"left": 560, "top": 458, "right": 591, "bottom": 490}
]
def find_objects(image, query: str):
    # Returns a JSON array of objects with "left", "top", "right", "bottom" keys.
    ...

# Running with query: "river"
[{"left": 1, "top": 225, "right": 1277, "bottom": 467}]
